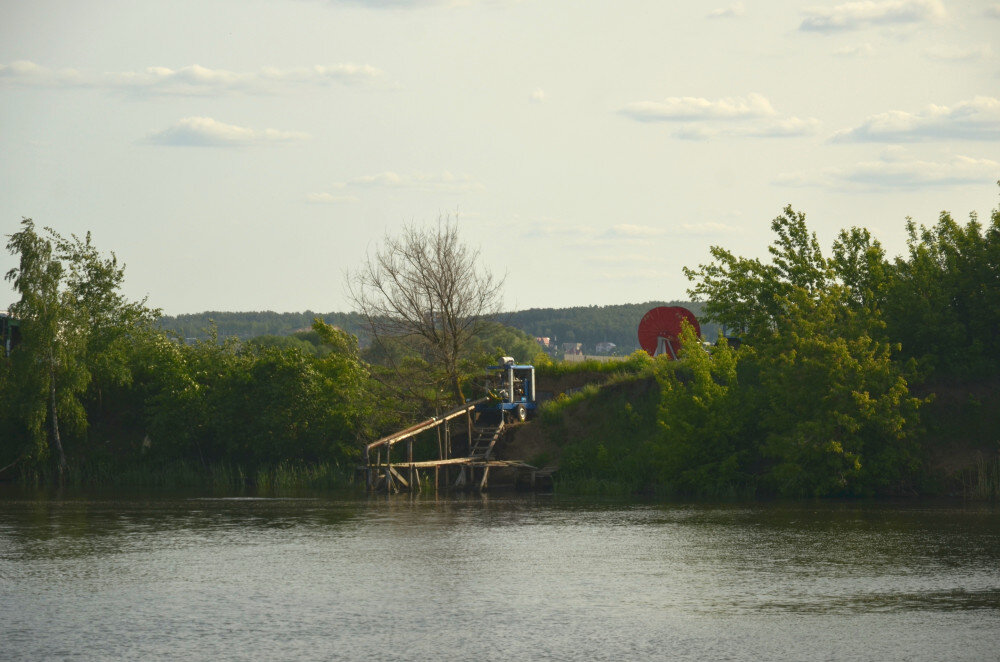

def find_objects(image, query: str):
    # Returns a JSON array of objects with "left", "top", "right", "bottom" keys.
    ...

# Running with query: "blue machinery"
[{"left": 477, "top": 356, "right": 537, "bottom": 423}]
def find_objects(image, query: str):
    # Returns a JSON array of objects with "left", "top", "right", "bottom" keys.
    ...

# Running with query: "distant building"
[
  {"left": 595, "top": 341, "right": 616, "bottom": 354},
  {"left": 562, "top": 342, "right": 583, "bottom": 355},
  {"left": 535, "top": 336, "right": 551, "bottom": 348}
]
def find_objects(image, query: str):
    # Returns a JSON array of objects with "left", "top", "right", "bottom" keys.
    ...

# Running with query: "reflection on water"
[{"left": 2, "top": 488, "right": 998, "bottom": 661}]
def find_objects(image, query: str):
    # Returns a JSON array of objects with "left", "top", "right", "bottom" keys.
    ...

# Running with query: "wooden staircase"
[{"left": 468, "top": 420, "right": 505, "bottom": 460}]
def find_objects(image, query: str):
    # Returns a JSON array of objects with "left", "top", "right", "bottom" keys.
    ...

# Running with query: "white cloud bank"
[
  {"left": 0, "top": 61, "right": 384, "bottom": 95},
  {"left": 308, "top": 171, "right": 484, "bottom": 201},
  {"left": 800, "top": 0, "right": 945, "bottom": 33},
  {"left": 146, "top": 117, "right": 309, "bottom": 146},
  {"left": 775, "top": 149, "right": 1000, "bottom": 189},
  {"left": 708, "top": 2, "right": 745, "bottom": 18},
  {"left": 345, "top": 171, "right": 484, "bottom": 192},
  {"left": 620, "top": 93, "right": 820, "bottom": 140},
  {"left": 922, "top": 44, "right": 992, "bottom": 62},
  {"left": 834, "top": 97, "right": 1000, "bottom": 142}
]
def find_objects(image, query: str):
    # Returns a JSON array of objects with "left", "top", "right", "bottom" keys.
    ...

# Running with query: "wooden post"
[
  {"left": 407, "top": 439, "right": 413, "bottom": 492},
  {"left": 466, "top": 412, "right": 473, "bottom": 455},
  {"left": 364, "top": 446, "right": 371, "bottom": 491},
  {"left": 434, "top": 465, "right": 439, "bottom": 492},
  {"left": 480, "top": 466, "right": 490, "bottom": 492},
  {"left": 385, "top": 443, "right": 393, "bottom": 493},
  {"left": 444, "top": 422, "right": 450, "bottom": 487}
]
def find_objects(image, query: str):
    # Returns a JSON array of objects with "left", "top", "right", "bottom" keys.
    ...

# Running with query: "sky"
[{"left": 1, "top": 0, "right": 998, "bottom": 315}]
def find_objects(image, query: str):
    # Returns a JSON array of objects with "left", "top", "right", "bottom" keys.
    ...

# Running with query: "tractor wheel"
[{"left": 515, "top": 404, "right": 527, "bottom": 422}]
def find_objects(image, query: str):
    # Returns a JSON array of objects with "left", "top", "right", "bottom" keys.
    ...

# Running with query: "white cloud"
[
  {"left": 340, "top": 170, "right": 485, "bottom": 192},
  {"left": 986, "top": 4, "right": 1000, "bottom": 18},
  {"left": 708, "top": 2, "right": 745, "bottom": 18},
  {"left": 306, "top": 193, "right": 360, "bottom": 204},
  {"left": 604, "top": 224, "right": 668, "bottom": 238},
  {"left": 922, "top": 44, "right": 992, "bottom": 62},
  {"left": 621, "top": 93, "right": 820, "bottom": 140},
  {"left": 774, "top": 149, "right": 1000, "bottom": 189},
  {"left": 752, "top": 116, "right": 823, "bottom": 137},
  {"left": 0, "top": 61, "right": 384, "bottom": 95},
  {"left": 800, "top": 0, "right": 945, "bottom": 33},
  {"left": 833, "top": 96, "right": 1000, "bottom": 142},
  {"left": 621, "top": 93, "right": 776, "bottom": 122},
  {"left": 146, "top": 117, "right": 309, "bottom": 146},
  {"left": 833, "top": 42, "right": 875, "bottom": 57},
  {"left": 530, "top": 88, "right": 546, "bottom": 103}
]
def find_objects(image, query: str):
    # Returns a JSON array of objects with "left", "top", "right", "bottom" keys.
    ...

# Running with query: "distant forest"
[{"left": 158, "top": 302, "right": 722, "bottom": 354}]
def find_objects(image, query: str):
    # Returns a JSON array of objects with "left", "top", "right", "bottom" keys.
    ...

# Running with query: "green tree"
[
  {"left": 881, "top": 207, "right": 1000, "bottom": 377},
  {"left": 3, "top": 220, "right": 156, "bottom": 480},
  {"left": 4, "top": 220, "right": 88, "bottom": 477},
  {"left": 751, "top": 288, "right": 921, "bottom": 496},
  {"left": 684, "top": 206, "right": 923, "bottom": 495}
]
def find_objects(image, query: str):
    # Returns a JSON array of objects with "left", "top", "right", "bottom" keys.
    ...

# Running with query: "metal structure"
[
  {"left": 476, "top": 356, "right": 537, "bottom": 422},
  {"left": 637, "top": 306, "right": 700, "bottom": 359}
]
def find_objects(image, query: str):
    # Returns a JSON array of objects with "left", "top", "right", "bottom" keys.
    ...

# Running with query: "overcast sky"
[{"left": 2, "top": 0, "right": 998, "bottom": 315}]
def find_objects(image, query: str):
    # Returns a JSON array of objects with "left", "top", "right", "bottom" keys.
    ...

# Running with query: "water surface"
[{"left": 2, "top": 490, "right": 998, "bottom": 661}]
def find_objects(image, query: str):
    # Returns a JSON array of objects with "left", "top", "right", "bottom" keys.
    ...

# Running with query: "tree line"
[
  {"left": 0, "top": 218, "right": 535, "bottom": 485},
  {"left": 3, "top": 198, "right": 998, "bottom": 496},
  {"left": 157, "top": 302, "right": 721, "bottom": 355}
]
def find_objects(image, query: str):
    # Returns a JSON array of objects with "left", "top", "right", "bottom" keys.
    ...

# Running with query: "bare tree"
[{"left": 348, "top": 218, "right": 505, "bottom": 405}]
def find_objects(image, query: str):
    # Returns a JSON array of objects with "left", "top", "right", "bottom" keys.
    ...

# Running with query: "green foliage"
[
  {"left": 547, "top": 376, "right": 663, "bottom": 494},
  {"left": 535, "top": 350, "right": 653, "bottom": 378},
  {"left": 652, "top": 323, "right": 751, "bottom": 495},
  {"left": 3, "top": 219, "right": 156, "bottom": 478},
  {"left": 750, "top": 289, "right": 922, "bottom": 496},
  {"left": 881, "top": 208, "right": 1000, "bottom": 378},
  {"left": 683, "top": 207, "right": 927, "bottom": 496},
  {"left": 471, "top": 321, "right": 543, "bottom": 364},
  {"left": 132, "top": 319, "right": 370, "bottom": 471},
  {"left": 158, "top": 310, "right": 367, "bottom": 342}
]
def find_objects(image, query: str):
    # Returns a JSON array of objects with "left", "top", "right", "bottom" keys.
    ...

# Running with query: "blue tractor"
[{"left": 477, "top": 357, "right": 537, "bottom": 423}]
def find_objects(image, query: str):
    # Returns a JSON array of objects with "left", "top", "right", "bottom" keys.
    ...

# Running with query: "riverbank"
[{"left": 502, "top": 371, "right": 1000, "bottom": 500}]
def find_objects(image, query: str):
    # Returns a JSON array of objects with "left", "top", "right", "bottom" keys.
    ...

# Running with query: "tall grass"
[
  {"left": 962, "top": 453, "right": 1000, "bottom": 500},
  {"left": 15, "top": 459, "right": 357, "bottom": 492},
  {"left": 535, "top": 350, "right": 655, "bottom": 378}
]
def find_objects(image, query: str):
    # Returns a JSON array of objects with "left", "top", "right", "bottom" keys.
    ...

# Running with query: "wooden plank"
[
  {"left": 365, "top": 398, "right": 488, "bottom": 451},
  {"left": 389, "top": 465, "right": 409, "bottom": 489}
]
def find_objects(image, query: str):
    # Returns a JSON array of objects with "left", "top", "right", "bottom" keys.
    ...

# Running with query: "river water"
[{"left": 2, "top": 490, "right": 998, "bottom": 661}]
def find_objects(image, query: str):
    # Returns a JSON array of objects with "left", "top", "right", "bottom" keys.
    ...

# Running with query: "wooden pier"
[{"left": 363, "top": 398, "right": 543, "bottom": 493}]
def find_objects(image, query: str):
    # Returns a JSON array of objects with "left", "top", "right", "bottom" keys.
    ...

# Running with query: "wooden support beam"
[
  {"left": 479, "top": 466, "right": 490, "bottom": 492},
  {"left": 388, "top": 465, "right": 409, "bottom": 489}
]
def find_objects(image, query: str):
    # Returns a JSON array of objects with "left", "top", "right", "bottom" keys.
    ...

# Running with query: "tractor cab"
[{"left": 478, "top": 356, "right": 537, "bottom": 422}]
